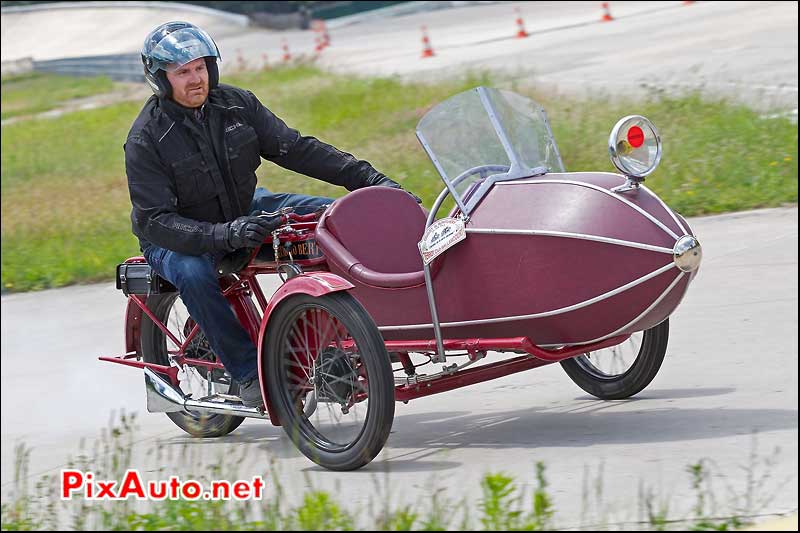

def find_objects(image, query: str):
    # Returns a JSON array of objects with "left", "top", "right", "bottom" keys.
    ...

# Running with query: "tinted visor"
[{"left": 145, "top": 27, "right": 219, "bottom": 73}]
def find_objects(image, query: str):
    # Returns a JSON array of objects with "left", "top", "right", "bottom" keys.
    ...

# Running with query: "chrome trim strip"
[
  {"left": 378, "top": 262, "right": 677, "bottom": 331},
  {"left": 640, "top": 184, "right": 688, "bottom": 235},
  {"left": 574, "top": 271, "right": 685, "bottom": 345},
  {"left": 465, "top": 228, "right": 674, "bottom": 254},
  {"left": 495, "top": 178, "right": 680, "bottom": 240}
]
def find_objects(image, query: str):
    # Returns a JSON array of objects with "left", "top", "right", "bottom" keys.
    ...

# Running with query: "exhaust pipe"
[{"left": 144, "top": 367, "right": 268, "bottom": 419}]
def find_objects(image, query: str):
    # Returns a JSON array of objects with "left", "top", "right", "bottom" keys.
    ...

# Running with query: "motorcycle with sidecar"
[{"left": 101, "top": 87, "right": 702, "bottom": 470}]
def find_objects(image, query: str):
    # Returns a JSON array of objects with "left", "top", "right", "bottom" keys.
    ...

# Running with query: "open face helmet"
[{"left": 141, "top": 21, "right": 221, "bottom": 98}]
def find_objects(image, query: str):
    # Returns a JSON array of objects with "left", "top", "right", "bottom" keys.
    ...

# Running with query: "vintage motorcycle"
[{"left": 101, "top": 87, "right": 702, "bottom": 471}]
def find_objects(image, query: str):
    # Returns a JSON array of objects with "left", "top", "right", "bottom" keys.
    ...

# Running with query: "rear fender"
[
  {"left": 256, "top": 273, "right": 355, "bottom": 426},
  {"left": 122, "top": 256, "right": 148, "bottom": 356},
  {"left": 124, "top": 298, "right": 145, "bottom": 356}
]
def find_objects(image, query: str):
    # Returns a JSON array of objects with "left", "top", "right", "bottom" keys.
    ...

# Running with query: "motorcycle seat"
[{"left": 315, "top": 187, "right": 428, "bottom": 289}]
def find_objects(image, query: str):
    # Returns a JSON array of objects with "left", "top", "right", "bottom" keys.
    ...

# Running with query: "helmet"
[{"left": 141, "top": 21, "right": 221, "bottom": 98}]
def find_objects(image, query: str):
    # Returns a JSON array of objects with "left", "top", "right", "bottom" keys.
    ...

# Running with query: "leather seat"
[{"left": 315, "top": 187, "right": 428, "bottom": 288}]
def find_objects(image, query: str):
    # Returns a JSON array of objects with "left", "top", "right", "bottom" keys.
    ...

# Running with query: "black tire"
[
  {"left": 560, "top": 319, "right": 669, "bottom": 400},
  {"left": 265, "top": 292, "right": 394, "bottom": 471},
  {"left": 140, "top": 292, "right": 245, "bottom": 438}
]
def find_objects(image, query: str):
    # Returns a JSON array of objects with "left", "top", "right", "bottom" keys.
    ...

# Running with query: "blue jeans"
[{"left": 143, "top": 187, "right": 333, "bottom": 383}]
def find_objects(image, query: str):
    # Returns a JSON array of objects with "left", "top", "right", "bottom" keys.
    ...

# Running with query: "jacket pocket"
[
  {"left": 227, "top": 126, "right": 261, "bottom": 180},
  {"left": 171, "top": 152, "right": 217, "bottom": 208}
]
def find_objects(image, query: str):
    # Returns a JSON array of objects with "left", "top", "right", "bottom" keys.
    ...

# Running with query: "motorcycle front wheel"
[{"left": 264, "top": 292, "right": 395, "bottom": 471}]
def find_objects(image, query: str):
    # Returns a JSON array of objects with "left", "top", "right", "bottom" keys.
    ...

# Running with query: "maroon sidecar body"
[{"left": 317, "top": 174, "right": 697, "bottom": 347}]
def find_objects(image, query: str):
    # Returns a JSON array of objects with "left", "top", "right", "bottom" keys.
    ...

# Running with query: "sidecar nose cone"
[{"left": 673, "top": 235, "right": 702, "bottom": 272}]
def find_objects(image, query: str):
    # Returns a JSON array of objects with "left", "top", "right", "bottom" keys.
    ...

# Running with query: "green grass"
[
  {"left": 1, "top": 72, "right": 116, "bottom": 120},
  {"left": 1, "top": 66, "right": 797, "bottom": 291},
  {"left": 3, "top": 416, "right": 789, "bottom": 530}
]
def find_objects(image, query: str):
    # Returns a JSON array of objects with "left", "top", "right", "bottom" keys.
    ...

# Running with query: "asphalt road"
[
  {"left": 1, "top": 0, "right": 797, "bottom": 526},
  {"left": 2, "top": 207, "right": 796, "bottom": 526},
  {"left": 2, "top": 2, "right": 797, "bottom": 110},
  {"left": 229, "top": 0, "right": 799, "bottom": 111}
]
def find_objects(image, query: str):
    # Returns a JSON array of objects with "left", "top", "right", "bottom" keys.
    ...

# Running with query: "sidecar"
[
  {"left": 316, "top": 87, "right": 701, "bottom": 348},
  {"left": 102, "top": 86, "right": 703, "bottom": 472}
]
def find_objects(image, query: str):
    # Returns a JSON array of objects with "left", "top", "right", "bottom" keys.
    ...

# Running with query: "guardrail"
[{"left": 32, "top": 54, "right": 144, "bottom": 82}]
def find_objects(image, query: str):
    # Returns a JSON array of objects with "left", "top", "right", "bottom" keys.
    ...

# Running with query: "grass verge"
[
  {"left": 1, "top": 414, "right": 793, "bottom": 530},
  {"left": 1, "top": 72, "right": 117, "bottom": 120},
  {"left": 1, "top": 66, "right": 797, "bottom": 291}
]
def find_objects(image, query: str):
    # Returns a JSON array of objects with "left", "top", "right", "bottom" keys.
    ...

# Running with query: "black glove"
[
  {"left": 217, "top": 215, "right": 280, "bottom": 251},
  {"left": 406, "top": 191, "right": 424, "bottom": 204},
  {"left": 366, "top": 174, "right": 423, "bottom": 204}
]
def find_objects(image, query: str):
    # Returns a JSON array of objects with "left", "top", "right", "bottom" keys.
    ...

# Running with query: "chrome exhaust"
[{"left": 144, "top": 367, "right": 268, "bottom": 419}]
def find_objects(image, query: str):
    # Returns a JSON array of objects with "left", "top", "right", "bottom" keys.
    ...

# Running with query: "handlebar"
[{"left": 255, "top": 204, "right": 329, "bottom": 225}]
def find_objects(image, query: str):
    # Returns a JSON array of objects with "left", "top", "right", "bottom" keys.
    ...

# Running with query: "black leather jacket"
[{"left": 124, "top": 84, "right": 397, "bottom": 255}]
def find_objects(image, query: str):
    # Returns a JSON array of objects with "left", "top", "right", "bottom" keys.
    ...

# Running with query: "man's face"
[{"left": 166, "top": 57, "right": 209, "bottom": 108}]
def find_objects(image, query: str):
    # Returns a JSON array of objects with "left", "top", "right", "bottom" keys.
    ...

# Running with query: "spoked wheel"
[
  {"left": 265, "top": 292, "right": 394, "bottom": 471},
  {"left": 560, "top": 319, "right": 669, "bottom": 400},
  {"left": 140, "top": 293, "right": 245, "bottom": 437}
]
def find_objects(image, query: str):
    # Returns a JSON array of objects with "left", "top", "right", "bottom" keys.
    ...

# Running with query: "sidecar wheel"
[
  {"left": 141, "top": 293, "right": 245, "bottom": 438},
  {"left": 560, "top": 319, "right": 669, "bottom": 400},
  {"left": 265, "top": 292, "right": 394, "bottom": 471}
]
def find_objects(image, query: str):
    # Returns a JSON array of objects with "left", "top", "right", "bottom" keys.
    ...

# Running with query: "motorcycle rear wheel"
[{"left": 140, "top": 293, "right": 245, "bottom": 438}]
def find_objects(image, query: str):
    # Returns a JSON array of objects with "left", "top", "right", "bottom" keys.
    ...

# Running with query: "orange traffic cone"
[
  {"left": 601, "top": 2, "right": 614, "bottom": 21},
  {"left": 515, "top": 8, "right": 528, "bottom": 38},
  {"left": 282, "top": 39, "right": 291, "bottom": 63},
  {"left": 321, "top": 20, "right": 330, "bottom": 48},
  {"left": 421, "top": 26, "right": 435, "bottom": 58},
  {"left": 311, "top": 19, "right": 327, "bottom": 52}
]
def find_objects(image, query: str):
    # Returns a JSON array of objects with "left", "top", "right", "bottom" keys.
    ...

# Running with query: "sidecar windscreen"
[{"left": 416, "top": 87, "right": 564, "bottom": 216}]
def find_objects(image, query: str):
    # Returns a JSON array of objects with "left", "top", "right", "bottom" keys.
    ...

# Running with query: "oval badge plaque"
[{"left": 418, "top": 217, "right": 466, "bottom": 265}]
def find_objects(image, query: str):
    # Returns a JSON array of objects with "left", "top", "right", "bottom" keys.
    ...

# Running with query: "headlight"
[{"left": 608, "top": 115, "right": 662, "bottom": 179}]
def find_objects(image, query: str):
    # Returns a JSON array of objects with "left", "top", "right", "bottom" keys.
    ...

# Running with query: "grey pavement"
[
  {"left": 2, "top": 207, "right": 797, "bottom": 526},
  {"left": 2, "top": 2, "right": 797, "bottom": 110}
]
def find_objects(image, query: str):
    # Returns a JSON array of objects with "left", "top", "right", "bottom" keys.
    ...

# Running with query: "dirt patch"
[{"left": 1, "top": 82, "right": 151, "bottom": 126}]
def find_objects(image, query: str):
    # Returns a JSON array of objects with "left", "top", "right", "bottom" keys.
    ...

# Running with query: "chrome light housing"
[
  {"left": 673, "top": 235, "right": 702, "bottom": 272},
  {"left": 609, "top": 116, "right": 662, "bottom": 192}
]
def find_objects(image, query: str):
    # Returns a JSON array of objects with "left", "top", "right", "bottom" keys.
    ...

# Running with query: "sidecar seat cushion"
[{"left": 316, "top": 187, "right": 427, "bottom": 288}]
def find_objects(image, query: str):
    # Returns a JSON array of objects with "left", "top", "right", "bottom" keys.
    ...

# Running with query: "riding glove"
[{"left": 216, "top": 215, "right": 281, "bottom": 251}]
